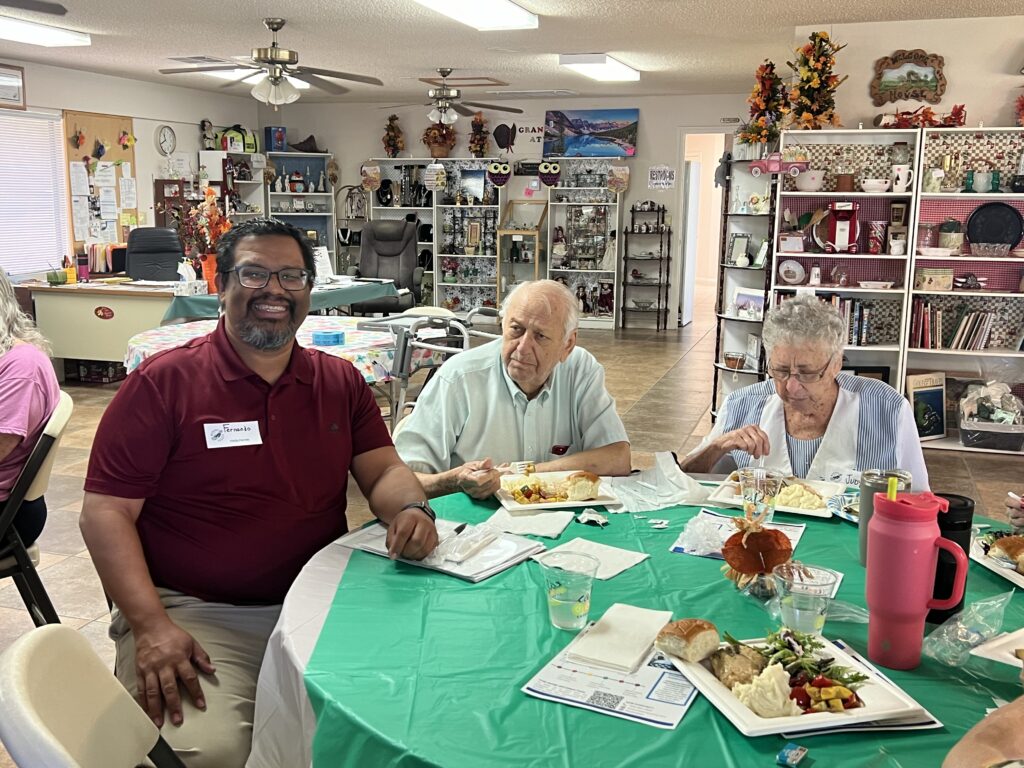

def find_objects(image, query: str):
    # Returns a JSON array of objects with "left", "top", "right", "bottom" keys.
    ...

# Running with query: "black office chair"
[
  {"left": 125, "top": 228, "right": 184, "bottom": 281},
  {"left": 348, "top": 219, "right": 422, "bottom": 315},
  {"left": 0, "top": 392, "right": 73, "bottom": 627}
]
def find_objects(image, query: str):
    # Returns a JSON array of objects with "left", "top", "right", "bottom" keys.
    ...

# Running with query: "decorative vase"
[
  {"left": 200, "top": 254, "right": 218, "bottom": 294},
  {"left": 429, "top": 144, "right": 451, "bottom": 159}
]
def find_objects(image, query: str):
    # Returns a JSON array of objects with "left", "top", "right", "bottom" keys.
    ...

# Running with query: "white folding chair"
[
  {"left": 0, "top": 624, "right": 185, "bottom": 767},
  {"left": 0, "top": 390, "right": 73, "bottom": 627}
]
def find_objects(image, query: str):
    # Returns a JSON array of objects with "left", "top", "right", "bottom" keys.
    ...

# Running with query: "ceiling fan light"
[
  {"left": 440, "top": 110, "right": 458, "bottom": 125},
  {"left": 250, "top": 76, "right": 273, "bottom": 101},
  {"left": 558, "top": 53, "right": 640, "bottom": 82},
  {"left": 0, "top": 15, "right": 90, "bottom": 47},
  {"left": 412, "top": 0, "right": 537, "bottom": 31},
  {"left": 267, "top": 78, "right": 300, "bottom": 105},
  {"left": 427, "top": 108, "right": 442, "bottom": 123}
]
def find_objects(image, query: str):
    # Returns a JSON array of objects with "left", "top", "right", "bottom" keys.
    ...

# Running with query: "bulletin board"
[{"left": 62, "top": 110, "right": 139, "bottom": 252}]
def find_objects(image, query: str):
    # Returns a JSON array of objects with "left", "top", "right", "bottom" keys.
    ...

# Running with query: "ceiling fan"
[
  {"left": 0, "top": 0, "right": 66, "bottom": 13},
  {"left": 386, "top": 68, "right": 523, "bottom": 124},
  {"left": 159, "top": 18, "right": 383, "bottom": 109}
]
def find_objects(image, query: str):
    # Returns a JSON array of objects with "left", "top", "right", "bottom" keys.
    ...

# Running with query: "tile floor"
[{"left": 0, "top": 300, "right": 1017, "bottom": 766}]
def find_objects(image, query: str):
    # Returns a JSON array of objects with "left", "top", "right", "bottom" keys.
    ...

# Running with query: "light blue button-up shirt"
[{"left": 395, "top": 338, "right": 629, "bottom": 472}]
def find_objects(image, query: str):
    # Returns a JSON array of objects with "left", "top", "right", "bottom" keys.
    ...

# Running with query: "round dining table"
[{"left": 247, "top": 493, "right": 1023, "bottom": 768}]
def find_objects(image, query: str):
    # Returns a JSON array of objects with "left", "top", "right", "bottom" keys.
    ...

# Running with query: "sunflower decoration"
[
  {"left": 737, "top": 60, "right": 788, "bottom": 147},
  {"left": 787, "top": 31, "right": 848, "bottom": 130}
]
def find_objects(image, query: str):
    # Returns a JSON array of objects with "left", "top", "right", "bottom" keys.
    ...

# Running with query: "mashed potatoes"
[
  {"left": 731, "top": 663, "right": 802, "bottom": 718},
  {"left": 776, "top": 484, "right": 825, "bottom": 510}
]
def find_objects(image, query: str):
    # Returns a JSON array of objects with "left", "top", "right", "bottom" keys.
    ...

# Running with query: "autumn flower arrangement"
[
  {"left": 382, "top": 114, "right": 405, "bottom": 158},
  {"left": 468, "top": 112, "right": 491, "bottom": 158},
  {"left": 788, "top": 31, "right": 848, "bottom": 129},
  {"left": 173, "top": 187, "right": 232, "bottom": 255},
  {"left": 737, "top": 60, "right": 788, "bottom": 147},
  {"left": 422, "top": 122, "right": 457, "bottom": 158},
  {"left": 877, "top": 104, "right": 966, "bottom": 129}
]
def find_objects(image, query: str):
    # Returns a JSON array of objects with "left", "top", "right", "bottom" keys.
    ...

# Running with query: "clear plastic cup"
[
  {"left": 536, "top": 551, "right": 600, "bottom": 631},
  {"left": 773, "top": 563, "right": 838, "bottom": 635},
  {"left": 738, "top": 468, "right": 784, "bottom": 524}
]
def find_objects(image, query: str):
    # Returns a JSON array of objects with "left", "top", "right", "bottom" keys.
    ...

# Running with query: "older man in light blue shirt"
[{"left": 395, "top": 280, "right": 631, "bottom": 498}]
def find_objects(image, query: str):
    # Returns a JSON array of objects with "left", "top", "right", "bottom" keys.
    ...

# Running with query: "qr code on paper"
[{"left": 586, "top": 691, "right": 624, "bottom": 710}]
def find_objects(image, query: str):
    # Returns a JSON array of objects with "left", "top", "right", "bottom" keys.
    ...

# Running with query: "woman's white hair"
[
  {"left": 500, "top": 279, "right": 579, "bottom": 342},
  {"left": 0, "top": 271, "right": 50, "bottom": 356},
  {"left": 762, "top": 293, "right": 845, "bottom": 359}
]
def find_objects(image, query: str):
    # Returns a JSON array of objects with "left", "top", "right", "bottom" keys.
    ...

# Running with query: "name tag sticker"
[{"left": 204, "top": 421, "right": 263, "bottom": 449}]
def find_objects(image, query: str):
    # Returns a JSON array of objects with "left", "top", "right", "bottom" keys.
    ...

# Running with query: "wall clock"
[{"left": 156, "top": 124, "right": 176, "bottom": 156}]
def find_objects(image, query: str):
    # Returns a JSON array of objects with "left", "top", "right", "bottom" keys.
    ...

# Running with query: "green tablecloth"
[
  {"left": 161, "top": 281, "right": 397, "bottom": 323},
  {"left": 304, "top": 497, "right": 1023, "bottom": 767}
]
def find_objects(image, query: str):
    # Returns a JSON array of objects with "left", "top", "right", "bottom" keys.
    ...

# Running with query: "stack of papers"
[
  {"left": 337, "top": 520, "right": 544, "bottom": 583},
  {"left": 534, "top": 538, "right": 649, "bottom": 580},
  {"left": 566, "top": 603, "right": 672, "bottom": 673}
]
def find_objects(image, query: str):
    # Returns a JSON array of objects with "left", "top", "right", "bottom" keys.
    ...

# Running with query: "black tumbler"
[{"left": 927, "top": 493, "right": 974, "bottom": 625}]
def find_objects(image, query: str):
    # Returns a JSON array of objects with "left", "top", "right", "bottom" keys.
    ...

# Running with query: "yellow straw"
[{"left": 887, "top": 476, "right": 899, "bottom": 501}]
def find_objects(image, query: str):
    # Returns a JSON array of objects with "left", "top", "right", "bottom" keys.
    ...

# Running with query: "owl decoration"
[
  {"left": 538, "top": 161, "right": 561, "bottom": 187},
  {"left": 487, "top": 161, "right": 511, "bottom": 187}
]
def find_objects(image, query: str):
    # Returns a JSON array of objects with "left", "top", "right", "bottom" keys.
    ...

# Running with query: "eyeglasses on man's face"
[
  {"left": 224, "top": 265, "right": 312, "bottom": 291},
  {"left": 767, "top": 354, "right": 834, "bottom": 384}
]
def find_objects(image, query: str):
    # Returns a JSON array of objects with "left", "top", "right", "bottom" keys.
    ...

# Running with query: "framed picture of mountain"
[{"left": 543, "top": 109, "right": 639, "bottom": 158}]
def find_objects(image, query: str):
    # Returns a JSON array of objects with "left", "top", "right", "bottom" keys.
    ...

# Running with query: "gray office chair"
[
  {"left": 125, "top": 228, "right": 184, "bottom": 281},
  {"left": 348, "top": 219, "right": 421, "bottom": 315}
]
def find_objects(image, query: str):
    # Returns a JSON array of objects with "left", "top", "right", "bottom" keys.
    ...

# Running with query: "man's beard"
[{"left": 237, "top": 297, "right": 300, "bottom": 350}]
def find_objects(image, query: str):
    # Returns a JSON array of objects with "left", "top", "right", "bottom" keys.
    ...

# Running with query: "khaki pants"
[{"left": 110, "top": 589, "right": 281, "bottom": 768}]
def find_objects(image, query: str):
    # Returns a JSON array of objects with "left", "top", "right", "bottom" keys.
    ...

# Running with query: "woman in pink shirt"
[{"left": 0, "top": 271, "right": 60, "bottom": 550}]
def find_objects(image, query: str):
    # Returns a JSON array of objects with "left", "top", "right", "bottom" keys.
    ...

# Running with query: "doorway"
[{"left": 680, "top": 132, "right": 727, "bottom": 325}]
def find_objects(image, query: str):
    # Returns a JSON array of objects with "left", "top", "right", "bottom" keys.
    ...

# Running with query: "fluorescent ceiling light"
[
  {"left": 558, "top": 53, "right": 639, "bottom": 82},
  {"left": 284, "top": 75, "right": 310, "bottom": 90},
  {"left": 412, "top": 0, "right": 538, "bottom": 31},
  {"left": 0, "top": 15, "right": 90, "bottom": 46},
  {"left": 204, "top": 68, "right": 259, "bottom": 82}
]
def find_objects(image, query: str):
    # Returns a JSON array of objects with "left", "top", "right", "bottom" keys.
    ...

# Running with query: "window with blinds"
[{"left": 0, "top": 109, "right": 70, "bottom": 276}]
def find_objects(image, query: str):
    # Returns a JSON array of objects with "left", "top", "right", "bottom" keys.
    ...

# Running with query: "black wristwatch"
[{"left": 400, "top": 501, "right": 436, "bottom": 522}]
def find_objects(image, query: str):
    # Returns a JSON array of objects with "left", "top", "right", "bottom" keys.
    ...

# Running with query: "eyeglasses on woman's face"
[{"left": 767, "top": 353, "right": 834, "bottom": 384}]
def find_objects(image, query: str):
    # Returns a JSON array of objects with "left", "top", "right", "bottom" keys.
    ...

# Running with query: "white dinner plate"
[
  {"left": 705, "top": 475, "right": 844, "bottom": 519},
  {"left": 667, "top": 637, "right": 927, "bottom": 737},
  {"left": 970, "top": 627, "right": 1024, "bottom": 668},
  {"left": 495, "top": 471, "right": 619, "bottom": 515},
  {"left": 970, "top": 538, "right": 1024, "bottom": 589}
]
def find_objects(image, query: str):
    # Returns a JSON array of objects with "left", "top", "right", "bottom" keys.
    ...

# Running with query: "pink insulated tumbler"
[{"left": 866, "top": 492, "right": 968, "bottom": 670}]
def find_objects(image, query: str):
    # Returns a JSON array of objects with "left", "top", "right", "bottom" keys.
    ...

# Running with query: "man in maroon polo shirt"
[{"left": 80, "top": 218, "right": 437, "bottom": 768}]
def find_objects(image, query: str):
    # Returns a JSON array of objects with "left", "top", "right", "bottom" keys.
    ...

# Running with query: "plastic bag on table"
[
  {"left": 677, "top": 512, "right": 727, "bottom": 556},
  {"left": 422, "top": 523, "right": 501, "bottom": 566},
  {"left": 922, "top": 590, "right": 1013, "bottom": 667}
]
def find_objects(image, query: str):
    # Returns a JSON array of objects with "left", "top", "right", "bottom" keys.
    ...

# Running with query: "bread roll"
[
  {"left": 567, "top": 471, "right": 601, "bottom": 501},
  {"left": 655, "top": 618, "right": 720, "bottom": 663}
]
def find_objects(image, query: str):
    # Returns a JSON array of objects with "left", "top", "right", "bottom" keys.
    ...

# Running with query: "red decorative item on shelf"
[{"left": 875, "top": 104, "right": 967, "bottom": 129}]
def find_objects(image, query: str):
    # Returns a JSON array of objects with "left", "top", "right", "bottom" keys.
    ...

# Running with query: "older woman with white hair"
[
  {"left": 0, "top": 270, "right": 60, "bottom": 548},
  {"left": 681, "top": 294, "right": 928, "bottom": 489}
]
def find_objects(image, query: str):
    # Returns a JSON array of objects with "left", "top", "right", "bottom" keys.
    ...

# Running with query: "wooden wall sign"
[{"left": 870, "top": 50, "right": 946, "bottom": 107}]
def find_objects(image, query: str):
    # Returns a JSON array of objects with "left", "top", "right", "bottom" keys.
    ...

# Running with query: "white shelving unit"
[
  {"left": 770, "top": 128, "right": 922, "bottom": 390},
  {"left": 904, "top": 125, "right": 1024, "bottom": 456},
  {"left": 264, "top": 151, "right": 336, "bottom": 263},
  {"left": 545, "top": 166, "right": 621, "bottom": 329}
]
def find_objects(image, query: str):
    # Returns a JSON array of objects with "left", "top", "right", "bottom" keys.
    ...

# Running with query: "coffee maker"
[{"left": 825, "top": 201, "right": 861, "bottom": 253}]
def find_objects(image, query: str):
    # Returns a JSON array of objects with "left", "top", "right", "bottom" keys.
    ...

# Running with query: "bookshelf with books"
[
  {"left": 903, "top": 126, "right": 1024, "bottom": 455},
  {"left": 770, "top": 128, "right": 921, "bottom": 390}
]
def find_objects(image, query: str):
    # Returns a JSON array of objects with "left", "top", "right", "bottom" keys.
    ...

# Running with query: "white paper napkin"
[
  {"left": 609, "top": 452, "right": 710, "bottom": 513},
  {"left": 486, "top": 508, "right": 574, "bottom": 539},
  {"left": 537, "top": 537, "right": 649, "bottom": 580},
  {"left": 567, "top": 603, "right": 673, "bottom": 673}
]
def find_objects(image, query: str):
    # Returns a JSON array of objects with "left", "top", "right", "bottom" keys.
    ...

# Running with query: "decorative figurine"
[{"left": 200, "top": 119, "right": 217, "bottom": 151}]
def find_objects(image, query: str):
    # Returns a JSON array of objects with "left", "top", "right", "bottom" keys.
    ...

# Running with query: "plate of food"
[
  {"left": 827, "top": 493, "right": 859, "bottom": 524},
  {"left": 706, "top": 473, "right": 844, "bottom": 519},
  {"left": 658, "top": 622, "right": 926, "bottom": 737},
  {"left": 496, "top": 471, "right": 617, "bottom": 514},
  {"left": 970, "top": 531, "right": 1024, "bottom": 589},
  {"left": 969, "top": 627, "right": 1024, "bottom": 669}
]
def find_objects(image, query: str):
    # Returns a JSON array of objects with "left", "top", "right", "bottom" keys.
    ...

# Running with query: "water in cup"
[
  {"left": 738, "top": 468, "right": 784, "bottom": 524},
  {"left": 537, "top": 550, "right": 600, "bottom": 631},
  {"left": 773, "top": 563, "right": 837, "bottom": 635}
]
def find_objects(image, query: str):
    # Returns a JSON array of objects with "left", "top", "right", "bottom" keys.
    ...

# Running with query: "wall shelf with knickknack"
[
  {"left": 497, "top": 200, "right": 547, "bottom": 306},
  {"left": 621, "top": 202, "right": 671, "bottom": 331},
  {"left": 711, "top": 152, "right": 776, "bottom": 420},
  {"left": 545, "top": 158, "right": 623, "bottom": 329},
  {"left": 903, "top": 125, "right": 1024, "bottom": 455},
  {"left": 769, "top": 128, "right": 921, "bottom": 392},
  {"left": 264, "top": 151, "right": 336, "bottom": 260}
]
